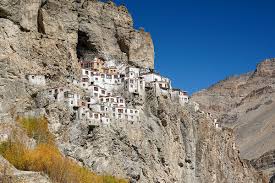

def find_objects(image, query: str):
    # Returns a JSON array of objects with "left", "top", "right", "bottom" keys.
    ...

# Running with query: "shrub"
[
  {"left": 16, "top": 116, "right": 54, "bottom": 144},
  {"left": 0, "top": 117, "right": 128, "bottom": 183}
]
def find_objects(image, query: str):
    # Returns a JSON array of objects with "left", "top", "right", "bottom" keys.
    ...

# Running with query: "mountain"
[
  {"left": 0, "top": 0, "right": 268, "bottom": 182},
  {"left": 192, "top": 59, "right": 275, "bottom": 179}
]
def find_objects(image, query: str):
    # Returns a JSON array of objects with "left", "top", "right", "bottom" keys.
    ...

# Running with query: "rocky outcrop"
[
  {"left": 47, "top": 92, "right": 267, "bottom": 183},
  {"left": 0, "top": 0, "right": 267, "bottom": 182},
  {"left": 251, "top": 149, "right": 275, "bottom": 183},
  {"left": 77, "top": 1, "right": 154, "bottom": 68},
  {"left": 192, "top": 59, "right": 275, "bottom": 180},
  {"left": 0, "top": 0, "right": 41, "bottom": 31},
  {"left": 254, "top": 58, "right": 275, "bottom": 77}
]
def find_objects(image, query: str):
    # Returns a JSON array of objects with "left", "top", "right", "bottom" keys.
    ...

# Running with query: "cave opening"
[{"left": 77, "top": 31, "right": 97, "bottom": 61}]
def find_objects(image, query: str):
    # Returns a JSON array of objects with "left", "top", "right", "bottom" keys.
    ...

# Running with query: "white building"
[
  {"left": 214, "top": 119, "right": 221, "bottom": 129},
  {"left": 113, "top": 107, "right": 139, "bottom": 121},
  {"left": 142, "top": 72, "right": 172, "bottom": 95},
  {"left": 64, "top": 91, "right": 81, "bottom": 109},
  {"left": 125, "top": 67, "right": 140, "bottom": 78},
  {"left": 88, "top": 85, "right": 110, "bottom": 99},
  {"left": 81, "top": 70, "right": 124, "bottom": 92},
  {"left": 48, "top": 87, "right": 68, "bottom": 101},
  {"left": 85, "top": 96, "right": 97, "bottom": 109},
  {"left": 124, "top": 77, "right": 145, "bottom": 95},
  {"left": 80, "top": 76, "right": 90, "bottom": 90},
  {"left": 88, "top": 112, "right": 111, "bottom": 125},
  {"left": 142, "top": 72, "right": 162, "bottom": 83},
  {"left": 171, "top": 89, "right": 189, "bottom": 105},
  {"left": 26, "top": 74, "right": 46, "bottom": 86},
  {"left": 99, "top": 96, "right": 126, "bottom": 108}
]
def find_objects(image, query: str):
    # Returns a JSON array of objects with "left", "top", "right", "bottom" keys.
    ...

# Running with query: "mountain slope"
[{"left": 192, "top": 59, "right": 275, "bottom": 178}]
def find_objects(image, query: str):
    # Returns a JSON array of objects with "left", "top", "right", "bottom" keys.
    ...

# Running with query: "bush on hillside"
[{"left": 0, "top": 117, "right": 128, "bottom": 183}]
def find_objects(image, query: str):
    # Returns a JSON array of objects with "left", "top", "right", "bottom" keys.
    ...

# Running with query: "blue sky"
[{"left": 111, "top": 0, "right": 275, "bottom": 94}]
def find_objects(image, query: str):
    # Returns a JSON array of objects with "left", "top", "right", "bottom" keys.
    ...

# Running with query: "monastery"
[{"left": 27, "top": 57, "right": 190, "bottom": 126}]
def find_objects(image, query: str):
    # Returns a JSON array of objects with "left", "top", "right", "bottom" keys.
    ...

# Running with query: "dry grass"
[{"left": 0, "top": 117, "right": 128, "bottom": 183}]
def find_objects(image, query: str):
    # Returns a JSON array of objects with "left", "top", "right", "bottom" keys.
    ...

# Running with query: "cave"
[{"left": 77, "top": 31, "right": 98, "bottom": 61}]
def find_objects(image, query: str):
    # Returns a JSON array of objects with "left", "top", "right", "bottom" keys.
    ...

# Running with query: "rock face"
[
  {"left": 52, "top": 94, "right": 267, "bottom": 183},
  {"left": 0, "top": 0, "right": 267, "bottom": 182},
  {"left": 192, "top": 59, "right": 275, "bottom": 180},
  {"left": 77, "top": 1, "right": 154, "bottom": 68},
  {"left": 0, "top": 0, "right": 41, "bottom": 31}
]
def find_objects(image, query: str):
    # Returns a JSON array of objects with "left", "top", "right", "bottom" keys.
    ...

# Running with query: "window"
[
  {"left": 94, "top": 87, "right": 98, "bottom": 91},
  {"left": 95, "top": 77, "right": 98, "bottom": 81},
  {"left": 101, "top": 90, "right": 105, "bottom": 94},
  {"left": 130, "top": 110, "right": 133, "bottom": 113},
  {"left": 49, "top": 90, "right": 52, "bottom": 94},
  {"left": 71, "top": 101, "right": 73, "bottom": 104},
  {"left": 118, "top": 109, "right": 123, "bottom": 113},
  {"left": 120, "top": 99, "right": 123, "bottom": 103},
  {"left": 101, "top": 74, "right": 104, "bottom": 78},
  {"left": 130, "top": 85, "right": 133, "bottom": 88},
  {"left": 106, "top": 98, "right": 109, "bottom": 102},
  {"left": 135, "top": 110, "right": 138, "bottom": 114},
  {"left": 32, "top": 76, "right": 35, "bottom": 79},
  {"left": 101, "top": 106, "right": 104, "bottom": 111},
  {"left": 94, "top": 93, "right": 98, "bottom": 97},
  {"left": 85, "top": 71, "right": 88, "bottom": 75},
  {"left": 118, "top": 114, "right": 121, "bottom": 118},
  {"left": 130, "top": 80, "right": 133, "bottom": 84},
  {"left": 94, "top": 114, "right": 99, "bottom": 119}
]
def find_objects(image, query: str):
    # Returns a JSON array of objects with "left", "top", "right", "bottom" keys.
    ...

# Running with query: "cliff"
[
  {"left": 0, "top": 0, "right": 267, "bottom": 182},
  {"left": 192, "top": 59, "right": 275, "bottom": 180}
]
